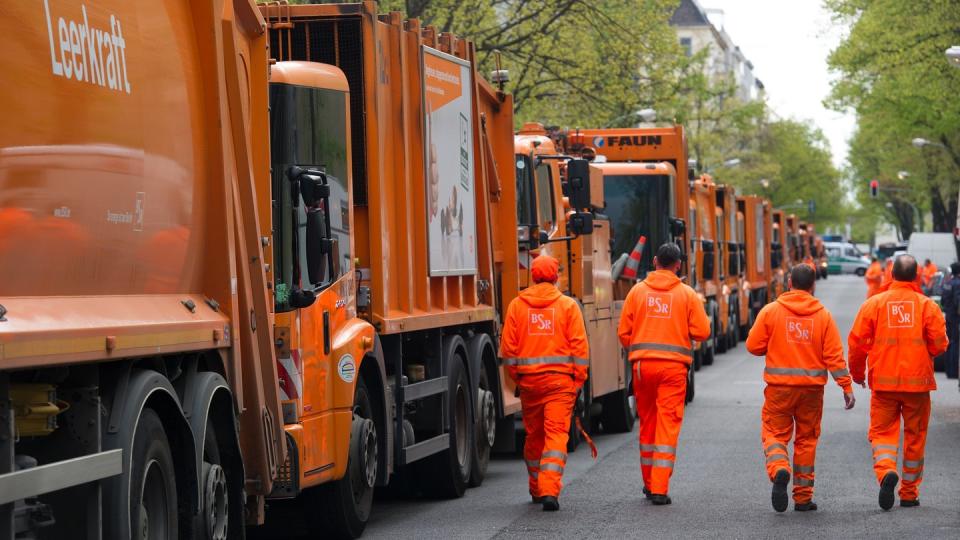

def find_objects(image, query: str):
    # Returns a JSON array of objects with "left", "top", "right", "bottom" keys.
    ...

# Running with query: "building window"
[{"left": 680, "top": 37, "right": 692, "bottom": 57}]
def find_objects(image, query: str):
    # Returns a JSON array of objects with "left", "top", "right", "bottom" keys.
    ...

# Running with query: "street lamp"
[
  {"left": 947, "top": 45, "right": 960, "bottom": 68},
  {"left": 912, "top": 137, "right": 946, "bottom": 149},
  {"left": 897, "top": 170, "right": 910, "bottom": 180},
  {"left": 723, "top": 158, "right": 741, "bottom": 167}
]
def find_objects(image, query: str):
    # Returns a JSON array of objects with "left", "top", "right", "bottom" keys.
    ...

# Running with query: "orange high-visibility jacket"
[
  {"left": 865, "top": 261, "right": 883, "bottom": 297},
  {"left": 500, "top": 282, "right": 589, "bottom": 385},
  {"left": 921, "top": 263, "right": 938, "bottom": 286},
  {"left": 618, "top": 269, "right": 711, "bottom": 365},
  {"left": 848, "top": 281, "right": 948, "bottom": 392},
  {"left": 746, "top": 290, "right": 852, "bottom": 391}
]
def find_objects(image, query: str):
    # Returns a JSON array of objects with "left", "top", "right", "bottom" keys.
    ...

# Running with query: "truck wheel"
[
  {"left": 703, "top": 304, "right": 717, "bottom": 366},
  {"left": 600, "top": 357, "right": 636, "bottom": 433},
  {"left": 685, "top": 366, "right": 695, "bottom": 404},
  {"left": 422, "top": 352, "right": 472, "bottom": 498},
  {"left": 717, "top": 303, "right": 728, "bottom": 354},
  {"left": 311, "top": 378, "right": 377, "bottom": 539},
  {"left": 130, "top": 408, "right": 178, "bottom": 540},
  {"left": 468, "top": 366, "right": 495, "bottom": 487},
  {"left": 693, "top": 347, "right": 703, "bottom": 371},
  {"left": 194, "top": 420, "right": 228, "bottom": 540}
]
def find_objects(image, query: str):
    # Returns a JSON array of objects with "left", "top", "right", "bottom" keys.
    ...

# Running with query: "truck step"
[
  {"left": 400, "top": 377, "right": 448, "bottom": 401},
  {"left": 400, "top": 434, "right": 449, "bottom": 465}
]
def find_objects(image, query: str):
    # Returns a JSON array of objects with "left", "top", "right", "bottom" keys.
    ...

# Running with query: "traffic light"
[{"left": 870, "top": 179, "right": 879, "bottom": 198}]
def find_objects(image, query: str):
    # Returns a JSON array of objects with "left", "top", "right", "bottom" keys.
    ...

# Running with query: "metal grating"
[{"left": 272, "top": 17, "right": 369, "bottom": 205}]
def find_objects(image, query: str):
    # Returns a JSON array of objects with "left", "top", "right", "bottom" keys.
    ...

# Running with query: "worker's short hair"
[
  {"left": 893, "top": 254, "right": 918, "bottom": 281},
  {"left": 951, "top": 262, "right": 960, "bottom": 276},
  {"left": 655, "top": 243, "right": 682, "bottom": 267},
  {"left": 790, "top": 264, "right": 816, "bottom": 291}
]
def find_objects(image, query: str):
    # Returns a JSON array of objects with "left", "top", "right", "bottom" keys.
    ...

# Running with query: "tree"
[{"left": 826, "top": 0, "right": 960, "bottom": 234}]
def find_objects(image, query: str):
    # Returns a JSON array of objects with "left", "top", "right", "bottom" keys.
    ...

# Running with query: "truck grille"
[{"left": 271, "top": 17, "right": 369, "bottom": 205}]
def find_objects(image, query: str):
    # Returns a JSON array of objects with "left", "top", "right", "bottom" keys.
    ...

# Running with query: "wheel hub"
[
  {"left": 351, "top": 417, "right": 377, "bottom": 489},
  {"left": 202, "top": 462, "right": 228, "bottom": 540},
  {"left": 478, "top": 388, "right": 496, "bottom": 447}
]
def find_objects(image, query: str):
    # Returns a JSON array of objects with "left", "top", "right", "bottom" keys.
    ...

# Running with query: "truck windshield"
[
  {"left": 603, "top": 174, "right": 672, "bottom": 279},
  {"left": 270, "top": 83, "right": 351, "bottom": 311},
  {"left": 516, "top": 154, "right": 536, "bottom": 227}
]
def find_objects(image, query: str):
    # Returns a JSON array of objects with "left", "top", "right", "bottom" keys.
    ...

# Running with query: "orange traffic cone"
[{"left": 621, "top": 236, "right": 647, "bottom": 281}]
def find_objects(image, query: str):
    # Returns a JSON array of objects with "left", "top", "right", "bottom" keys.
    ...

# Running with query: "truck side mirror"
[
  {"left": 670, "top": 218, "right": 686, "bottom": 238},
  {"left": 568, "top": 212, "right": 594, "bottom": 236},
  {"left": 539, "top": 230, "right": 550, "bottom": 245},
  {"left": 566, "top": 159, "right": 592, "bottom": 211},
  {"left": 305, "top": 208, "right": 329, "bottom": 285}
]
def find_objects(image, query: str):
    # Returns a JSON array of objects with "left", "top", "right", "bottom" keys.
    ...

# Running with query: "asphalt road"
[{"left": 253, "top": 275, "right": 960, "bottom": 539}]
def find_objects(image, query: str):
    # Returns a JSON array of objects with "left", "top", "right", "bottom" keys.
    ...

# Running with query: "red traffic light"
[{"left": 870, "top": 179, "right": 879, "bottom": 198}]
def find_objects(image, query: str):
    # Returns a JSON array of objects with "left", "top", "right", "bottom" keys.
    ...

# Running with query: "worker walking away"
[
  {"left": 500, "top": 254, "right": 589, "bottom": 512},
  {"left": 618, "top": 243, "right": 711, "bottom": 505},
  {"left": 848, "top": 255, "right": 948, "bottom": 510},
  {"left": 940, "top": 262, "right": 960, "bottom": 379},
  {"left": 746, "top": 264, "right": 855, "bottom": 513},
  {"left": 865, "top": 257, "right": 883, "bottom": 298}
]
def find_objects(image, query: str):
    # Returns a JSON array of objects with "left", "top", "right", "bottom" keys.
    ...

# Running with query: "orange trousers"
[
  {"left": 632, "top": 360, "right": 687, "bottom": 495},
  {"left": 760, "top": 385, "right": 823, "bottom": 504},
  {"left": 519, "top": 372, "right": 577, "bottom": 498},
  {"left": 869, "top": 391, "right": 930, "bottom": 500}
]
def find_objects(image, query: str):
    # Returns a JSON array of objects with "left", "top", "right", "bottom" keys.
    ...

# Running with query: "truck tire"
[
  {"left": 130, "top": 408, "right": 179, "bottom": 540},
  {"left": 310, "top": 377, "right": 377, "bottom": 539},
  {"left": 717, "top": 302, "right": 728, "bottom": 354},
  {"left": 693, "top": 347, "right": 703, "bottom": 371},
  {"left": 194, "top": 419, "right": 228, "bottom": 540},
  {"left": 685, "top": 365, "right": 695, "bottom": 404},
  {"left": 703, "top": 303, "right": 717, "bottom": 366},
  {"left": 421, "top": 350, "right": 472, "bottom": 498},
  {"left": 600, "top": 357, "right": 636, "bottom": 433},
  {"left": 468, "top": 366, "right": 495, "bottom": 487}
]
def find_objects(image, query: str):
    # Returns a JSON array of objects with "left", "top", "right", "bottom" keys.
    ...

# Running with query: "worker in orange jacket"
[
  {"left": 618, "top": 243, "right": 710, "bottom": 505},
  {"left": 500, "top": 254, "right": 589, "bottom": 512},
  {"left": 920, "top": 259, "right": 938, "bottom": 294},
  {"left": 848, "top": 255, "right": 948, "bottom": 510},
  {"left": 880, "top": 258, "right": 894, "bottom": 291},
  {"left": 746, "top": 264, "right": 855, "bottom": 513},
  {"left": 865, "top": 257, "right": 883, "bottom": 298}
]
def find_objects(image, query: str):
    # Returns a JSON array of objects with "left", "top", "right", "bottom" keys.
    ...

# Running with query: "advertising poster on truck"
[{"left": 423, "top": 45, "right": 477, "bottom": 276}]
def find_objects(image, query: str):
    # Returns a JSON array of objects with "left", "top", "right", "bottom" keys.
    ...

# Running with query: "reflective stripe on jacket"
[
  {"left": 617, "top": 269, "right": 711, "bottom": 365},
  {"left": 848, "top": 281, "right": 948, "bottom": 392},
  {"left": 746, "top": 290, "right": 852, "bottom": 391},
  {"left": 499, "top": 282, "right": 589, "bottom": 385}
]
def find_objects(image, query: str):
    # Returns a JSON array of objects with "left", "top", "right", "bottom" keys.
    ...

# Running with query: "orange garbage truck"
[
  {"left": 689, "top": 175, "right": 725, "bottom": 364},
  {"left": 0, "top": 1, "right": 556, "bottom": 538},
  {"left": 770, "top": 209, "right": 789, "bottom": 299},
  {"left": 557, "top": 126, "right": 702, "bottom": 401},
  {"left": 715, "top": 183, "right": 749, "bottom": 346},
  {"left": 737, "top": 195, "right": 774, "bottom": 334},
  {"left": 513, "top": 125, "right": 636, "bottom": 443}
]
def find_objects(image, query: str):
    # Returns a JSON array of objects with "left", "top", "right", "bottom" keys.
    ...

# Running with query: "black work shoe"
[
  {"left": 900, "top": 499, "right": 920, "bottom": 508},
  {"left": 794, "top": 501, "right": 818, "bottom": 512},
  {"left": 772, "top": 469, "right": 790, "bottom": 513},
  {"left": 879, "top": 472, "right": 898, "bottom": 511},
  {"left": 531, "top": 495, "right": 543, "bottom": 504},
  {"left": 650, "top": 494, "right": 672, "bottom": 505},
  {"left": 541, "top": 496, "right": 559, "bottom": 511},
  {"left": 642, "top": 486, "right": 652, "bottom": 500}
]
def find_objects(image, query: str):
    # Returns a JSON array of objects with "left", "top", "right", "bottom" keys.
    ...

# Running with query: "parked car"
[{"left": 824, "top": 241, "right": 871, "bottom": 276}]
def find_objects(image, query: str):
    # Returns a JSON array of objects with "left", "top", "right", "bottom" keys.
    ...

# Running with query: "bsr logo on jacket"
[
  {"left": 528, "top": 308, "right": 555, "bottom": 335},
  {"left": 785, "top": 317, "right": 813, "bottom": 344},
  {"left": 646, "top": 293, "right": 672, "bottom": 318},
  {"left": 887, "top": 301, "right": 915, "bottom": 328}
]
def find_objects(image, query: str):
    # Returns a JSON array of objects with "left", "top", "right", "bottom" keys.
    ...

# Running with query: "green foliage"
[{"left": 826, "top": 0, "right": 960, "bottom": 236}]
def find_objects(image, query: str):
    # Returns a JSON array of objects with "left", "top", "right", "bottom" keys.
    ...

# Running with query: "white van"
[
  {"left": 906, "top": 232, "right": 958, "bottom": 271},
  {"left": 824, "top": 241, "right": 870, "bottom": 276}
]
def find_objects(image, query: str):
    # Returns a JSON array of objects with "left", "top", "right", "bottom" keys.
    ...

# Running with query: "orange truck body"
[
  {"left": 513, "top": 125, "right": 634, "bottom": 433},
  {"left": 737, "top": 195, "right": 773, "bottom": 328},
  {"left": 689, "top": 175, "right": 724, "bottom": 364},
  {"left": 0, "top": 0, "right": 541, "bottom": 537},
  {"left": 714, "top": 183, "right": 749, "bottom": 345},
  {"left": 770, "top": 209, "right": 788, "bottom": 298}
]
